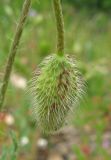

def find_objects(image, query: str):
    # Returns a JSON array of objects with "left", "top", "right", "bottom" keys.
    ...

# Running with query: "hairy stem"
[
  {"left": 53, "top": 0, "right": 65, "bottom": 56},
  {"left": 0, "top": 0, "right": 31, "bottom": 110}
]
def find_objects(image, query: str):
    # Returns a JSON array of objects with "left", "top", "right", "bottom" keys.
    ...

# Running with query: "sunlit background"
[{"left": 0, "top": 0, "right": 111, "bottom": 159}]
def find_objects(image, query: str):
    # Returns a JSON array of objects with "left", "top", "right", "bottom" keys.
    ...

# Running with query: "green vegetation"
[
  {"left": 0, "top": 0, "right": 111, "bottom": 160},
  {"left": 65, "top": 0, "right": 111, "bottom": 10}
]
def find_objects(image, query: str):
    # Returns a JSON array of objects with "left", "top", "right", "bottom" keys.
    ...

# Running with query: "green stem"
[
  {"left": 0, "top": 0, "right": 31, "bottom": 110},
  {"left": 53, "top": 0, "right": 65, "bottom": 56}
]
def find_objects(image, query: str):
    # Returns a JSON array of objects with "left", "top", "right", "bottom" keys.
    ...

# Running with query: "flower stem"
[
  {"left": 0, "top": 0, "right": 31, "bottom": 110},
  {"left": 53, "top": 0, "right": 65, "bottom": 56}
]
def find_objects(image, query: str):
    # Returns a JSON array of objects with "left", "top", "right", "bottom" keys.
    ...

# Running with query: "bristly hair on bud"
[
  {"left": 28, "top": 0, "right": 85, "bottom": 134},
  {"left": 29, "top": 54, "right": 84, "bottom": 134}
]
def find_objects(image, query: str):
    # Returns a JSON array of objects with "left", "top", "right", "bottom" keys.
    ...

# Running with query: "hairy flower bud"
[{"left": 30, "top": 54, "right": 84, "bottom": 134}]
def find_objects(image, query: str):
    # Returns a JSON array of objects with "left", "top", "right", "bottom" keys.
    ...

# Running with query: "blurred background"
[{"left": 0, "top": 0, "right": 111, "bottom": 160}]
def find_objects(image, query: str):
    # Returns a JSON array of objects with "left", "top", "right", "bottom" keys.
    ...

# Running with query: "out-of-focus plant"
[
  {"left": 65, "top": 0, "right": 111, "bottom": 11},
  {"left": 0, "top": 0, "right": 31, "bottom": 110},
  {"left": 0, "top": 131, "right": 18, "bottom": 160}
]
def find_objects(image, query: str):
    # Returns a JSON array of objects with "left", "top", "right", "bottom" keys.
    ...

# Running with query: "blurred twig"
[
  {"left": 10, "top": 131, "right": 18, "bottom": 160},
  {"left": 0, "top": 0, "right": 31, "bottom": 110}
]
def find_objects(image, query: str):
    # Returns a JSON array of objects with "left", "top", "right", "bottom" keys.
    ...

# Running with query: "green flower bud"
[{"left": 30, "top": 54, "right": 84, "bottom": 134}]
